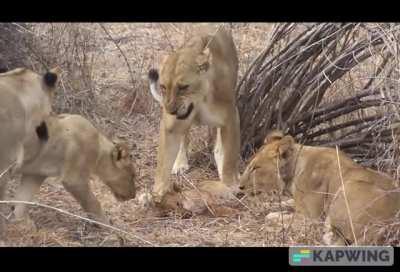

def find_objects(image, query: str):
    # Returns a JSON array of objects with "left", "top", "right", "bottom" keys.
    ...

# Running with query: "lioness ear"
[
  {"left": 148, "top": 68, "right": 163, "bottom": 103},
  {"left": 278, "top": 135, "right": 295, "bottom": 159},
  {"left": 43, "top": 67, "right": 62, "bottom": 88},
  {"left": 148, "top": 68, "right": 159, "bottom": 83},
  {"left": 264, "top": 130, "right": 284, "bottom": 144},
  {"left": 196, "top": 48, "right": 210, "bottom": 73}
]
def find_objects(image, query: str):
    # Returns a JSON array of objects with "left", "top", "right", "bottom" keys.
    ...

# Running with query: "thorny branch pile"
[
  {"left": 237, "top": 23, "right": 400, "bottom": 172},
  {"left": 1, "top": 22, "right": 399, "bottom": 173}
]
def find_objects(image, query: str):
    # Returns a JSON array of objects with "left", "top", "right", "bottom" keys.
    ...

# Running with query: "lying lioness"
[
  {"left": 13, "top": 114, "right": 137, "bottom": 224},
  {"left": 239, "top": 131, "right": 400, "bottom": 245}
]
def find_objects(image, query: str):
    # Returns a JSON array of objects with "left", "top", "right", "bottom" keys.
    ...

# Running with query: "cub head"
[
  {"left": 239, "top": 131, "right": 296, "bottom": 197},
  {"left": 148, "top": 36, "right": 211, "bottom": 120},
  {"left": 102, "top": 141, "right": 137, "bottom": 201}
]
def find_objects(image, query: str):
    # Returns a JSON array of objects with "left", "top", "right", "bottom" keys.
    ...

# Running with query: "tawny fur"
[
  {"left": 0, "top": 67, "right": 60, "bottom": 237},
  {"left": 148, "top": 25, "right": 240, "bottom": 203},
  {"left": 14, "top": 114, "right": 137, "bottom": 225},
  {"left": 159, "top": 180, "right": 239, "bottom": 217},
  {"left": 239, "top": 131, "right": 400, "bottom": 245}
]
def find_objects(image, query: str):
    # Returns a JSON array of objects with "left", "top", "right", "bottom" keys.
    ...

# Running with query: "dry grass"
[{"left": 1, "top": 23, "right": 399, "bottom": 247}]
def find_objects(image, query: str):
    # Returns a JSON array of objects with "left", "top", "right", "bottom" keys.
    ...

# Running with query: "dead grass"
[{"left": 1, "top": 23, "right": 399, "bottom": 247}]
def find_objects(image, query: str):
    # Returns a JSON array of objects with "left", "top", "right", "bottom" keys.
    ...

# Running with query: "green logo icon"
[
  {"left": 292, "top": 249, "right": 312, "bottom": 265},
  {"left": 289, "top": 246, "right": 394, "bottom": 266}
]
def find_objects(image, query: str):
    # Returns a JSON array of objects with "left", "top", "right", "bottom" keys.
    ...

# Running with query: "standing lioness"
[
  {"left": 0, "top": 67, "right": 60, "bottom": 236},
  {"left": 239, "top": 131, "right": 400, "bottom": 245},
  {"left": 14, "top": 114, "right": 137, "bottom": 225},
  {"left": 148, "top": 25, "right": 240, "bottom": 203}
]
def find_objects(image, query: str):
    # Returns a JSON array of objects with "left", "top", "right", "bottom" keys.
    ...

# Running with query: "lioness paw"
[{"left": 171, "top": 161, "right": 190, "bottom": 175}]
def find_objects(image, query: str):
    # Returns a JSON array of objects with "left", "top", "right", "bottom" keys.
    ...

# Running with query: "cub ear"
[
  {"left": 278, "top": 135, "right": 295, "bottom": 159},
  {"left": 196, "top": 48, "right": 210, "bottom": 73},
  {"left": 43, "top": 67, "right": 62, "bottom": 88},
  {"left": 112, "top": 142, "right": 129, "bottom": 162},
  {"left": 264, "top": 130, "right": 284, "bottom": 145}
]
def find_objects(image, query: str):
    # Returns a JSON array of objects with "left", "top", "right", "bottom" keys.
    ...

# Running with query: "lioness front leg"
[
  {"left": 153, "top": 119, "right": 187, "bottom": 203},
  {"left": 0, "top": 158, "right": 16, "bottom": 236},
  {"left": 0, "top": 178, "right": 6, "bottom": 237},
  {"left": 213, "top": 128, "right": 223, "bottom": 179},
  {"left": 62, "top": 176, "right": 109, "bottom": 224},
  {"left": 220, "top": 106, "right": 240, "bottom": 188},
  {"left": 171, "top": 133, "right": 189, "bottom": 174},
  {"left": 14, "top": 175, "right": 46, "bottom": 220}
]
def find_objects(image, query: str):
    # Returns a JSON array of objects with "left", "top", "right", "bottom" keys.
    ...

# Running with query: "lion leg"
[
  {"left": 153, "top": 119, "right": 187, "bottom": 203},
  {"left": 61, "top": 174, "right": 109, "bottom": 225},
  {"left": 0, "top": 168, "right": 7, "bottom": 202},
  {"left": 213, "top": 128, "right": 223, "bottom": 179},
  {"left": 171, "top": 133, "right": 189, "bottom": 174},
  {"left": 13, "top": 175, "right": 46, "bottom": 220},
  {"left": 323, "top": 228, "right": 348, "bottom": 246},
  {"left": 0, "top": 154, "right": 19, "bottom": 238},
  {"left": 0, "top": 177, "right": 6, "bottom": 238},
  {"left": 322, "top": 216, "right": 349, "bottom": 246},
  {"left": 220, "top": 106, "right": 240, "bottom": 188}
]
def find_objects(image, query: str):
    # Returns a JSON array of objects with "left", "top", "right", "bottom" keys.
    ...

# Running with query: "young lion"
[
  {"left": 239, "top": 131, "right": 400, "bottom": 245},
  {"left": 0, "top": 67, "right": 60, "bottom": 236},
  {"left": 148, "top": 25, "right": 240, "bottom": 204},
  {"left": 13, "top": 114, "right": 137, "bottom": 225},
  {"left": 158, "top": 180, "right": 239, "bottom": 218}
]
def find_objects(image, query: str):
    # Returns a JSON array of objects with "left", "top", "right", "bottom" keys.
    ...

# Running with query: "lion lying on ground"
[
  {"left": 148, "top": 24, "right": 240, "bottom": 204},
  {"left": 239, "top": 131, "right": 400, "bottom": 245},
  {"left": 13, "top": 114, "right": 137, "bottom": 225},
  {"left": 0, "top": 67, "right": 60, "bottom": 236}
]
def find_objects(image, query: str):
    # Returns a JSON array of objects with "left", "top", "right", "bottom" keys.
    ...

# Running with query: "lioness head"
[
  {"left": 239, "top": 131, "right": 295, "bottom": 196},
  {"left": 148, "top": 36, "right": 211, "bottom": 120},
  {"left": 102, "top": 141, "right": 137, "bottom": 201}
]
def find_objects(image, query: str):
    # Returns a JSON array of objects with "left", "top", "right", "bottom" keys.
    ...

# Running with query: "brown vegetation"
[{"left": 0, "top": 23, "right": 398, "bottom": 246}]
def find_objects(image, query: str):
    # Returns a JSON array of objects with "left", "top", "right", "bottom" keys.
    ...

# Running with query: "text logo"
[{"left": 289, "top": 246, "right": 393, "bottom": 266}]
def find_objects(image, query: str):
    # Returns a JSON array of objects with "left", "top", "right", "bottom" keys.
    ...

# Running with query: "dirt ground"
[
  {"left": 4, "top": 105, "right": 327, "bottom": 247},
  {"left": 1, "top": 23, "right": 397, "bottom": 247}
]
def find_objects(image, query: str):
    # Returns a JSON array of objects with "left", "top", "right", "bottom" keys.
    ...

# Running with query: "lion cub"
[
  {"left": 157, "top": 180, "right": 239, "bottom": 217},
  {"left": 13, "top": 114, "right": 137, "bottom": 224}
]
